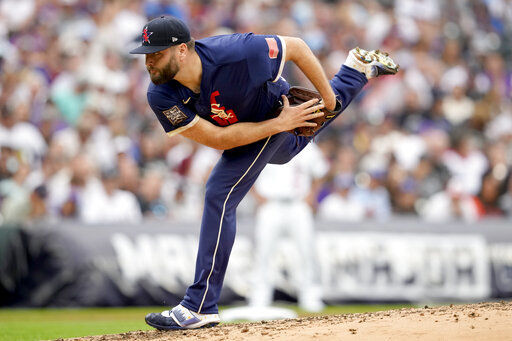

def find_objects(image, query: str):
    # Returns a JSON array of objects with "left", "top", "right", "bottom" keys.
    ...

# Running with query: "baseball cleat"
[
  {"left": 145, "top": 304, "right": 220, "bottom": 330},
  {"left": 344, "top": 47, "right": 399, "bottom": 79}
]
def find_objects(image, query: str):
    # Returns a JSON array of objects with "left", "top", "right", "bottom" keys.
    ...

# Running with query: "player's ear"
[{"left": 177, "top": 43, "right": 188, "bottom": 61}]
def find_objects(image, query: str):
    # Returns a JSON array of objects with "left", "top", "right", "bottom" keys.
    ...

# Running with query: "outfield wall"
[{"left": 1, "top": 219, "right": 511, "bottom": 307}]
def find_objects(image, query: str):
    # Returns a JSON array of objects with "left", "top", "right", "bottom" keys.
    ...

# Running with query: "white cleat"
[
  {"left": 344, "top": 47, "right": 399, "bottom": 79},
  {"left": 145, "top": 304, "right": 220, "bottom": 330}
]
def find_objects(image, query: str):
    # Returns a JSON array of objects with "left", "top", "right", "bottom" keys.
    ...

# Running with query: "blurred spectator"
[
  {"left": 59, "top": 153, "right": 96, "bottom": 219},
  {"left": 250, "top": 143, "right": 327, "bottom": 312},
  {"left": 0, "top": 160, "right": 31, "bottom": 224},
  {"left": 137, "top": 168, "right": 168, "bottom": 218},
  {"left": 386, "top": 158, "right": 418, "bottom": 214},
  {"left": 473, "top": 170, "right": 508, "bottom": 217},
  {"left": 117, "top": 152, "right": 140, "bottom": 194},
  {"left": 441, "top": 86, "right": 475, "bottom": 126},
  {"left": 0, "top": 145, "right": 16, "bottom": 181},
  {"left": 0, "top": 104, "right": 46, "bottom": 165},
  {"left": 352, "top": 170, "right": 392, "bottom": 220},
  {"left": 79, "top": 168, "right": 142, "bottom": 224},
  {"left": 29, "top": 185, "right": 48, "bottom": 221},
  {"left": 0, "top": 0, "right": 511, "bottom": 225},
  {"left": 412, "top": 155, "right": 449, "bottom": 199},
  {"left": 418, "top": 179, "right": 481, "bottom": 222},
  {"left": 318, "top": 174, "right": 365, "bottom": 222},
  {"left": 499, "top": 176, "right": 512, "bottom": 218},
  {"left": 51, "top": 62, "right": 89, "bottom": 127},
  {"left": 442, "top": 133, "right": 488, "bottom": 195}
]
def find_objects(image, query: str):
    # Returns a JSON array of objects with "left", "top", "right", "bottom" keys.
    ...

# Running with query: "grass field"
[{"left": 0, "top": 304, "right": 414, "bottom": 341}]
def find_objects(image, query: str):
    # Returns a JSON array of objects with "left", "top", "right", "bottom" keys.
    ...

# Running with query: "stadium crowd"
[{"left": 0, "top": 0, "right": 512, "bottom": 225}]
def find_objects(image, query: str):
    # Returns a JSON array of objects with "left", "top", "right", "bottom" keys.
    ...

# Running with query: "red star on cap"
[{"left": 142, "top": 27, "right": 153, "bottom": 44}]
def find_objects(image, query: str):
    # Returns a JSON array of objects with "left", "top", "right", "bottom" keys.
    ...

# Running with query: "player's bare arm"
[
  {"left": 282, "top": 36, "right": 337, "bottom": 111},
  {"left": 181, "top": 97, "right": 325, "bottom": 150}
]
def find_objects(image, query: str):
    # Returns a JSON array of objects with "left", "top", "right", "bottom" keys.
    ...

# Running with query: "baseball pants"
[
  {"left": 250, "top": 200, "right": 321, "bottom": 308},
  {"left": 180, "top": 65, "right": 368, "bottom": 314}
]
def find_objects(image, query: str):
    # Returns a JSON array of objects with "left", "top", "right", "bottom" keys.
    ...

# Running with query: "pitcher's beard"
[{"left": 149, "top": 60, "right": 179, "bottom": 85}]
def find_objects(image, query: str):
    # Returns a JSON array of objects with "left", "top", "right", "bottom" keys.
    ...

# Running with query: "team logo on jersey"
[
  {"left": 265, "top": 37, "right": 279, "bottom": 59},
  {"left": 210, "top": 91, "right": 239, "bottom": 126},
  {"left": 142, "top": 27, "right": 153, "bottom": 44},
  {"left": 163, "top": 106, "right": 187, "bottom": 126}
]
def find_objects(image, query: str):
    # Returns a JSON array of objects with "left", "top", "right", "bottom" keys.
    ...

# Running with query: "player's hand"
[{"left": 275, "top": 95, "right": 325, "bottom": 133}]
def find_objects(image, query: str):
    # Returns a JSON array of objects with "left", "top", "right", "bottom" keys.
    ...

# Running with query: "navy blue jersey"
[{"left": 147, "top": 33, "right": 290, "bottom": 137}]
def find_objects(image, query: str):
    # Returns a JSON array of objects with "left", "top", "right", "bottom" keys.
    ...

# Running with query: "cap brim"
[{"left": 129, "top": 45, "right": 170, "bottom": 54}]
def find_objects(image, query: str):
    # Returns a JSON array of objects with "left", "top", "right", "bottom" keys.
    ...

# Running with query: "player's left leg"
[
  {"left": 267, "top": 64, "right": 367, "bottom": 165},
  {"left": 314, "top": 47, "right": 399, "bottom": 136}
]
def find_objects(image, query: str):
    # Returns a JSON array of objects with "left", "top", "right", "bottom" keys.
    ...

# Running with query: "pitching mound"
[{"left": 65, "top": 301, "right": 512, "bottom": 340}]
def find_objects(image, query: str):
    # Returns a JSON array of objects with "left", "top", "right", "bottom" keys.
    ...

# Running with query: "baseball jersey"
[{"left": 147, "top": 33, "right": 289, "bottom": 138}]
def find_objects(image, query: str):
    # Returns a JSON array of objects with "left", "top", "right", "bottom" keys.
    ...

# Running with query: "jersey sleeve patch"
[
  {"left": 265, "top": 37, "right": 279, "bottom": 59},
  {"left": 147, "top": 87, "right": 197, "bottom": 135},
  {"left": 245, "top": 34, "right": 285, "bottom": 85},
  {"left": 163, "top": 106, "right": 188, "bottom": 126},
  {"left": 273, "top": 36, "right": 286, "bottom": 82}
]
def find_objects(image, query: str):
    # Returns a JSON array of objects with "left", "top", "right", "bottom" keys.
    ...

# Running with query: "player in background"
[
  {"left": 129, "top": 15, "right": 398, "bottom": 330},
  {"left": 250, "top": 142, "right": 329, "bottom": 312}
]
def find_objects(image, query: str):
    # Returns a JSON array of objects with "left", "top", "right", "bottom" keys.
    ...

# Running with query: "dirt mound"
[{"left": 64, "top": 301, "right": 512, "bottom": 341}]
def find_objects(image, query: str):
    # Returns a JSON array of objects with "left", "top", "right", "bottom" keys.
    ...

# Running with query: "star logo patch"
[
  {"left": 142, "top": 27, "right": 153, "bottom": 44},
  {"left": 163, "top": 106, "right": 187, "bottom": 126}
]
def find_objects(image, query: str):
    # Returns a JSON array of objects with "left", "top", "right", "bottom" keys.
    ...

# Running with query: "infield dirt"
[{"left": 64, "top": 301, "right": 512, "bottom": 340}]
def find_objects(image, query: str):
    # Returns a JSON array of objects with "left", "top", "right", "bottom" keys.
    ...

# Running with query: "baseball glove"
[{"left": 278, "top": 86, "right": 342, "bottom": 137}]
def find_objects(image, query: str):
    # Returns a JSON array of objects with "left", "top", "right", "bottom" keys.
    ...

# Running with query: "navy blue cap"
[{"left": 130, "top": 16, "right": 191, "bottom": 54}]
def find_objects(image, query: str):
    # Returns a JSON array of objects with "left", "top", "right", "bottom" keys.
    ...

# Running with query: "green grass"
[
  {"left": 0, "top": 304, "right": 415, "bottom": 341},
  {"left": 0, "top": 307, "right": 155, "bottom": 341}
]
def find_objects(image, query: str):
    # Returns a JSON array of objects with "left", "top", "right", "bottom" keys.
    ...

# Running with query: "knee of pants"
[
  {"left": 268, "top": 154, "right": 294, "bottom": 165},
  {"left": 203, "top": 179, "right": 240, "bottom": 225},
  {"left": 268, "top": 136, "right": 311, "bottom": 165},
  {"left": 204, "top": 182, "right": 226, "bottom": 211}
]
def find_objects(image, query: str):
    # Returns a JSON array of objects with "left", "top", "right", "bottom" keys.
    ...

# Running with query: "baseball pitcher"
[{"left": 129, "top": 15, "right": 398, "bottom": 330}]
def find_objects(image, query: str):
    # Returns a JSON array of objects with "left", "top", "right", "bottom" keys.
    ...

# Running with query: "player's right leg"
[{"left": 145, "top": 133, "right": 294, "bottom": 330}]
